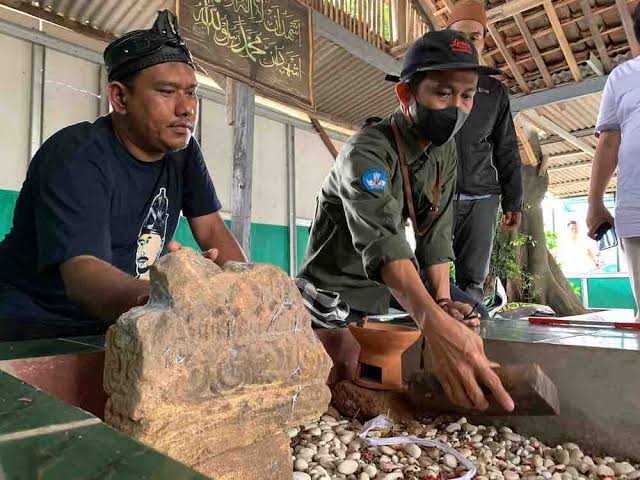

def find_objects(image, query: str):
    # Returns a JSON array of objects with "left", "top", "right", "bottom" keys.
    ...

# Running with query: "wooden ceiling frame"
[
  {"left": 543, "top": 0, "right": 582, "bottom": 82},
  {"left": 615, "top": 0, "right": 640, "bottom": 57},
  {"left": 513, "top": 13, "right": 553, "bottom": 88},
  {"left": 580, "top": 0, "right": 614, "bottom": 74},
  {"left": 487, "top": 22, "right": 531, "bottom": 93}
]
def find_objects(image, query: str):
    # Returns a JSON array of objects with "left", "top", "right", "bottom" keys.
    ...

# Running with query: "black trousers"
[{"left": 453, "top": 195, "right": 501, "bottom": 303}]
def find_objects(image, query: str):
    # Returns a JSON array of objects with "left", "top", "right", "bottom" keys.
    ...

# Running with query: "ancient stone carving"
[{"left": 104, "top": 249, "right": 332, "bottom": 479}]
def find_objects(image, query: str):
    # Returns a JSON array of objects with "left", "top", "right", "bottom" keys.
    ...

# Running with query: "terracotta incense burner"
[{"left": 348, "top": 319, "right": 422, "bottom": 391}]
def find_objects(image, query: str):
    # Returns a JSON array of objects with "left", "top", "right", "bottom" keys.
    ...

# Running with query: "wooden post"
[
  {"left": 231, "top": 81, "right": 256, "bottom": 257},
  {"left": 286, "top": 124, "right": 297, "bottom": 277},
  {"left": 309, "top": 115, "right": 339, "bottom": 160},
  {"left": 614, "top": 0, "right": 640, "bottom": 57}
]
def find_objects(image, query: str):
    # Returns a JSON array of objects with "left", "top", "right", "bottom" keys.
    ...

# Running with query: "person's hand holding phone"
[{"left": 587, "top": 203, "right": 615, "bottom": 240}]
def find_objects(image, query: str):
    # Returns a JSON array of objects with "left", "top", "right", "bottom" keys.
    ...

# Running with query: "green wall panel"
[
  {"left": 249, "top": 223, "right": 289, "bottom": 272},
  {"left": 173, "top": 217, "right": 199, "bottom": 250},
  {"left": 296, "top": 225, "right": 310, "bottom": 273},
  {"left": 174, "top": 218, "right": 292, "bottom": 272},
  {"left": 0, "top": 189, "right": 19, "bottom": 241},
  {"left": 587, "top": 277, "right": 637, "bottom": 311}
]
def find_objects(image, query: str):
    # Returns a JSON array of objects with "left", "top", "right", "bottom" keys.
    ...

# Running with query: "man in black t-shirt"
[{"left": 0, "top": 11, "right": 247, "bottom": 340}]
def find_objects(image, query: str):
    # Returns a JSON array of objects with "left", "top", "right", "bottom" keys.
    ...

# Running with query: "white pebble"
[
  {"left": 380, "top": 446, "right": 396, "bottom": 456},
  {"left": 444, "top": 453, "right": 458, "bottom": 468},
  {"left": 504, "top": 433, "right": 523, "bottom": 443},
  {"left": 337, "top": 459, "right": 359, "bottom": 475},
  {"left": 381, "top": 473, "right": 404, "bottom": 480},
  {"left": 597, "top": 465, "right": 615, "bottom": 477},
  {"left": 505, "top": 472, "right": 520, "bottom": 480},
  {"left": 403, "top": 443, "right": 422, "bottom": 459},
  {"left": 294, "top": 458, "right": 309, "bottom": 471},
  {"left": 359, "top": 473, "right": 370, "bottom": 480},
  {"left": 293, "top": 472, "right": 311, "bottom": 480},
  {"left": 614, "top": 462, "right": 636, "bottom": 476},
  {"left": 446, "top": 422, "right": 462, "bottom": 433},
  {"left": 340, "top": 432, "right": 355, "bottom": 444},
  {"left": 288, "top": 427, "right": 300, "bottom": 438},
  {"left": 363, "top": 465, "right": 377, "bottom": 477}
]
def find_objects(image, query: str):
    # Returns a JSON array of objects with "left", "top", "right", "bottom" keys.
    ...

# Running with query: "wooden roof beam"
[
  {"left": 520, "top": 110, "right": 595, "bottom": 158},
  {"left": 486, "top": 0, "right": 544, "bottom": 24},
  {"left": 615, "top": 0, "right": 640, "bottom": 57},
  {"left": 514, "top": 116, "right": 539, "bottom": 165},
  {"left": 543, "top": 0, "right": 582, "bottom": 82},
  {"left": 513, "top": 13, "right": 553, "bottom": 88},
  {"left": 580, "top": 0, "right": 614, "bottom": 73},
  {"left": 415, "top": 0, "right": 444, "bottom": 29},
  {"left": 487, "top": 23, "right": 530, "bottom": 93}
]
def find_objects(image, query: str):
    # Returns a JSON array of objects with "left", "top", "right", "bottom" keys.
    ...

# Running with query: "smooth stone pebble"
[
  {"left": 504, "top": 433, "right": 523, "bottom": 443},
  {"left": 293, "top": 473, "right": 311, "bottom": 480},
  {"left": 380, "top": 446, "right": 396, "bottom": 456},
  {"left": 294, "top": 459, "right": 309, "bottom": 471},
  {"left": 444, "top": 453, "right": 458, "bottom": 468},
  {"left": 337, "top": 459, "right": 359, "bottom": 475},
  {"left": 505, "top": 472, "right": 520, "bottom": 480},
  {"left": 381, "top": 473, "right": 404, "bottom": 480},
  {"left": 555, "top": 450, "right": 571, "bottom": 465},
  {"left": 340, "top": 432, "right": 356, "bottom": 444},
  {"left": 597, "top": 465, "right": 615, "bottom": 477},
  {"left": 403, "top": 443, "right": 421, "bottom": 459},
  {"left": 614, "top": 463, "right": 636, "bottom": 476},
  {"left": 363, "top": 465, "right": 377, "bottom": 477},
  {"left": 446, "top": 423, "right": 462, "bottom": 433},
  {"left": 321, "top": 432, "right": 335, "bottom": 442},
  {"left": 288, "top": 428, "right": 301, "bottom": 438},
  {"left": 627, "top": 472, "right": 640, "bottom": 480},
  {"left": 359, "top": 474, "right": 370, "bottom": 480}
]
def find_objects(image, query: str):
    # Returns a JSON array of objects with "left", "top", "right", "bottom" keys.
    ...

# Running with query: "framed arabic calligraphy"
[{"left": 179, "top": 0, "right": 314, "bottom": 109}]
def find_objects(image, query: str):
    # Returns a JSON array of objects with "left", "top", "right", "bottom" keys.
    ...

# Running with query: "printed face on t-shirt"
[
  {"left": 136, "top": 233, "right": 163, "bottom": 278},
  {"left": 135, "top": 187, "right": 170, "bottom": 278}
]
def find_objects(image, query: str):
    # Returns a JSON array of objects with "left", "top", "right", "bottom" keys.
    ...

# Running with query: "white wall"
[
  {"left": 294, "top": 128, "right": 344, "bottom": 221},
  {"left": 0, "top": 33, "right": 31, "bottom": 190},
  {"left": 42, "top": 48, "right": 100, "bottom": 142},
  {"left": 200, "top": 98, "right": 233, "bottom": 213},
  {"left": 252, "top": 116, "right": 287, "bottom": 226}
]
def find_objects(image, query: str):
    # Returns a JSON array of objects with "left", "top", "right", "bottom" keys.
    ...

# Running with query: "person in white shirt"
[
  {"left": 587, "top": 4, "right": 640, "bottom": 318},
  {"left": 557, "top": 221, "right": 599, "bottom": 274}
]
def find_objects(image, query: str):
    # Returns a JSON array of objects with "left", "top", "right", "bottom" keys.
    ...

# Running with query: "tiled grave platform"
[
  {"left": 0, "top": 337, "right": 207, "bottom": 479},
  {"left": 406, "top": 311, "right": 640, "bottom": 460}
]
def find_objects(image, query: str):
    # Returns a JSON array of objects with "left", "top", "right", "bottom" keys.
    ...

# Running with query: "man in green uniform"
[{"left": 298, "top": 30, "right": 514, "bottom": 412}]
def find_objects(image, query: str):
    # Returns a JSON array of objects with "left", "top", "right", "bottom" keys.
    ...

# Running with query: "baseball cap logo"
[{"left": 450, "top": 38, "right": 472, "bottom": 54}]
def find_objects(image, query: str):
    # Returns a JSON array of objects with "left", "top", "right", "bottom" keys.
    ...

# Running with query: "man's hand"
[
  {"left": 586, "top": 203, "right": 615, "bottom": 240},
  {"left": 167, "top": 240, "right": 219, "bottom": 263},
  {"left": 438, "top": 299, "right": 480, "bottom": 328},
  {"left": 501, "top": 211, "right": 522, "bottom": 231},
  {"left": 423, "top": 312, "right": 514, "bottom": 411}
]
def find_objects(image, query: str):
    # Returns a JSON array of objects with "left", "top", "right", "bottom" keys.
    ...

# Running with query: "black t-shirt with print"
[{"left": 0, "top": 115, "right": 221, "bottom": 325}]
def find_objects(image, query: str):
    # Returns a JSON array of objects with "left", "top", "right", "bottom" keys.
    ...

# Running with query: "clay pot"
[{"left": 348, "top": 320, "right": 421, "bottom": 391}]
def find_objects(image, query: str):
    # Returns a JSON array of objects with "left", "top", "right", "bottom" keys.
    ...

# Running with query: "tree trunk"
[{"left": 509, "top": 165, "right": 586, "bottom": 316}]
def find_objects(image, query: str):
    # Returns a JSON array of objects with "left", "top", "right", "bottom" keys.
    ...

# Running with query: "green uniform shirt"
[{"left": 298, "top": 110, "right": 457, "bottom": 314}]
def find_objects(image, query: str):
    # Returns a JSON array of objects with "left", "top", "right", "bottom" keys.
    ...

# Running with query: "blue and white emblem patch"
[{"left": 361, "top": 168, "right": 388, "bottom": 193}]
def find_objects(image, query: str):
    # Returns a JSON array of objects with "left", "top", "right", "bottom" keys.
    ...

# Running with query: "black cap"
[
  {"left": 386, "top": 29, "right": 501, "bottom": 83},
  {"left": 104, "top": 10, "right": 195, "bottom": 82}
]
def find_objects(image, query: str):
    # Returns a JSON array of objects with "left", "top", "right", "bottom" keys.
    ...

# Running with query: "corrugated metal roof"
[
  {"left": 15, "top": 0, "right": 174, "bottom": 37},
  {"left": 314, "top": 36, "right": 397, "bottom": 128}
]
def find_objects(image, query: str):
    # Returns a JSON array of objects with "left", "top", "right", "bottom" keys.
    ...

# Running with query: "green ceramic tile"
[
  {"left": 0, "top": 423, "right": 210, "bottom": 480},
  {"left": 0, "top": 339, "right": 100, "bottom": 361},
  {"left": 0, "top": 370, "right": 93, "bottom": 435}
]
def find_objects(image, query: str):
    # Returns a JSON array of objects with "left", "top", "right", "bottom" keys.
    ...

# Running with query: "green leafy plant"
[
  {"left": 489, "top": 216, "right": 537, "bottom": 302},
  {"left": 545, "top": 230, "right": 558, "bottom": 251}
]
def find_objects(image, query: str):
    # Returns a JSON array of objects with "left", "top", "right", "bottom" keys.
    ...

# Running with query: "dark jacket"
[
  {"left": 298, "top": 110, "right": 457, "bottom": 314},
  {"left": 455, "top": 75, "right": 523, "bottom": 213}
]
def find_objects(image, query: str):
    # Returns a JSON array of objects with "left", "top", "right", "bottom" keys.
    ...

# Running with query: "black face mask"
[{"left": 409, "top": 101, "right": 469, "bottom": 146}]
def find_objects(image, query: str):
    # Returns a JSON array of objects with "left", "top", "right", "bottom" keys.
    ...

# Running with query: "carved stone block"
[{"left": 104, "top": 249, "right": 332, "bottom": 479}]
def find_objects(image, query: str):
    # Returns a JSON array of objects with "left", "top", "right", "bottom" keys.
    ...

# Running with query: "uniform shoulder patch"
[{"left": 361, "top": 168, "right": 388, "bottom": 193}]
